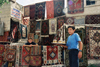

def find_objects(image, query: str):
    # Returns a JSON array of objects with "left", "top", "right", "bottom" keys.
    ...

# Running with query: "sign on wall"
[{"left": 11, "top": 8, "right": 21, "bottom": 20}]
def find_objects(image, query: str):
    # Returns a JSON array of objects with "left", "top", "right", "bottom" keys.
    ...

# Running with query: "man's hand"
[{"left": 78, "top": 51, "right": 82, "bottom": 59}]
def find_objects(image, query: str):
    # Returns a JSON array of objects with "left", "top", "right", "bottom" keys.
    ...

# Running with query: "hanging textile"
[
  {"left": 41, "top": 20, "right": 49, "bottom": 35},
  {"left": 42, "top": 46, "right": 62, "bottom": 65},
  {"left": 22, "top": 46, "right": 30, "bottom": 65},
  {"left": 4, "top": 49, "right": 16, "bottom": 62},
  {"left": 49, "top": 18, "right": 57, "bottom": 34},
  {"left": 10, "top": 19, "right": 19, "bottom": 42},
  {"left": 57, "top": 16, "right": 65, "bottom": 30},
  {"left": 86, "top": 26, "right": 100, "bottom": 59},
  {"left": 74, "top": 18, "right": 85, "bottom": 24},
  {"left": 30, "top": 5, "right": 35, "bottom": 20},
  {"left": 0, "top": 22, "right": 4, "bottom": 36},
  {"left": 28, "top": 33, "right": 34, "bottom": 41},
  {"left": 0, "top": 31, "right": 9, "bottom": 41},
  {"left": 15, "top": 46, "right": 19, "bottom": 67},
  {"left": 65, "top": 17, "right": 74, "bottom": 24},
  {"left": 85, "top": 15, "right": 100, "bottom": 24},
  {"left": 19, "top": 46, "right": 22, "bottom": 67},
  {"left": 36, "top": 21, "right": 40, "bottom": 31},
  {"left": 35, "top": 2, "right": 45, "bottom": 19},
  {"left": 54, "top": 0, "right": 64, "bottom": 17},
  {"left": 23, "top": 17, "right": 30, "bottom": 26},
  {"left": 20, "top": 24, "right": 27, "bottom": 39},
  {"left": 68, "top": 0, "right": 84, "bottom": 14},
  {"left": 34, "top": 34, "right": 39, "bottom": 44},
  {"left": 30, "top": 20, "right": 36, "bottom": 33},
  {"left": 46, "top": 1, "right": 54, "bottom": 19},
  {"left": 0, "top": 45, "right": 5, "bottom": 66},
  {"left": 24, "top": 6, "right": 30, "bottom": 17},
  {"left": 29, "top": 46, "right": 42, "bottom": 66}
]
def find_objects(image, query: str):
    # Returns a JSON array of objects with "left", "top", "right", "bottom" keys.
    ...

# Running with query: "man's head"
[
  {"left": 28, "top": 38, "right": 33, "bottom": 43},
  {"left": 68, "top": 26, "right": 75, "bottom": 35}
]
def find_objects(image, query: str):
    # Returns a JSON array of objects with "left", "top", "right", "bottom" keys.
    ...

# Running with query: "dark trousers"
[{"left": 69, "top": 49, "right": 79, "bottom": 67}]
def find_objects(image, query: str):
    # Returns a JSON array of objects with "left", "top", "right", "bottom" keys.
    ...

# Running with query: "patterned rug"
[
  {"left": 30, "top": 46, "right": 41, "bottom": 55},
  {"left": 35, "top": 2, "right": 45, "bottom": 19},
  {"left": 4, "top": 49, "right": 16, "bottom": 62},
  {"left": 20, "top": 24, "right": 27, "bottom": 39},
  {"left": 30, "top": 5, "right": 35, "bottom": 20},
  {"left": 41, "top": 35, "right": 54, "bottom": 45},
  {"left": 36, "top": 21, "right": 40, "bottom": 31},
  {"left": 54, "top": 0, "right": 64, "bottom": 17},
  {"left": 85, "top": 15, "right": 100, "bottom": 24},
  {"left": 29, "top": 56, "right": 42, "bottom": 66},
  {"left": 19, "top": 46, "right": 22, "bottom": 67},
  {"left": 46, "top": 1, "right": 54, "bottom": 19},
  {"left": 0, "top": 45, "right": 5, "bottom": 58},
  {"left": 86, "top": 26, "right": 100, "bottom": 59},
  {"left": 28, "top": 33, "right": 34, "bottom": 41},
  {"left": 74, "top": 18, "right": 85, "bottom": 24},
  {"left": 15, "top": 45, "right": 19, "bottom": 67},
  {"left": 42, "top": 64, "right": 65, "bottom": 67},
  {"left": 0, "top": 31, "right": 9, "bottom": 41},
  {"left": 10, "top": 19, "right": 19, "bottom": 42},
  {"left": 42, "top": 46, "right": 62, "bottom": 65},
  {"left": 0, "top": 57, "right": 3, "bottom": 66},
  {"left": 68, "top": 0, "right": 84, "bottom": 14},
  {"left": 24, "top": 6, "right": 30, "bottom": 17},
  {"left": 65, "top": 17, "right": 74, "bottom": 24},
  {"left": 41, "top": 20, "right": 49, "bottom": 35},
  {"left": 57, "top": 17, "right": 65, "bottom": 30},
  {"left": 30, "top": 20, "right": 36, "bottom": 33},
  {"left": 49, "top": 18, "right": 57, "bottom": 34},
  {"left": 23, "top": 17, "right": 30, "bottom": 26},
  {"left": 22, "top": 46, "right": 30, "bottom": 65}
]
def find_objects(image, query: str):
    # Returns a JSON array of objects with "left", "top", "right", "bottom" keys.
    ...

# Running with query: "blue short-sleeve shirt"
[{"left": 66, "top": 33, "right": 81, "bottom": 50}]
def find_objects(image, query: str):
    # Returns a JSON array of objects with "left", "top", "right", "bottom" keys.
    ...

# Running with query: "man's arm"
[{"left": 78, "top": 41, "right": 83, "bottom": 59}]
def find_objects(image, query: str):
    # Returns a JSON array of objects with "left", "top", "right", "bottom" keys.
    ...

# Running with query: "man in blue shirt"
[{"left": 66, "top": 26, "right": 83, "bottom": 67}]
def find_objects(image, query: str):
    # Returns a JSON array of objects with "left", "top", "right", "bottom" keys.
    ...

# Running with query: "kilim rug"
[
  {"left": 30, "top": 5, "right": 35, "bottom": 20},
  {"left": 54, "top": 0, "right": 64, "bottom": 17},
  {"left": 19, "top": 46, "right": 22, "bottom": 67},
  {"left": 34, "top": 34, "right": 39, "bottom": 44},
  {"left": 24, "top": 6, "right": 30, "bottom": 17},
  {"left": 10, "top": 19, "right": 19, "bottom": 42},
  {"left": 41, "top": 35, "right": 54, "bottom": 45},
  {"left": 20, "top": 24, "right": 27, "bottom": 39},
  {"left": 85, "top": 15, "right": 100, "bottom": 24},
  {"left": 23, "top": 17, "right": 30, "bottom": 26},
  {"left": 0, "top": 57, "right": 3, "bottom": 66},
  {"left": 36, "top": 21, "right": 40, "bottom": 31},
  {"left": 57, "top": 17, "right": 65, "bottom": 30},
  {"left": 15, "top": 46, "right": 19, "bottom": 67},
  {"left": 28, "top": 33, "right": 34, "bottom": 41},
  {"left": 46, "top": 1, "right": 54, "bottom": 19},
  {"left": 86, "top": 26, "right": 100, "bottom": 59},
  {"left": 4, "top": 49, "right": 16, "bottom": 62},
  {"left": 42, "top": 46, "right": 62, "bottom": 65},
  {"left": 29, "top": 56, "right": 42, "bottom": 66},
  {"left": 41, "top": 20, "right": 49, "bottom": 35},
  {"left": 30, "top": 46, "right": 41, "bottom": 55},
  {"left": 74, "top": 18, "right": 85, "bottom": 24},
  {"left": 68, "top": 0, "right": 84, "bottom": 14},
  {"left": 22, "top": 46, "right": 30, "bottom": 65},
  {"left": 65, "top": 17, "right": 74, "bottom": 24},
  {"left": 0, "top": 31, "right": 9, "bottom": 41},
  {"left": 8, "top": 62, "right": 15, "bottom": 67},
  {"left": 49, "top": 18, "right": 57, "bottom": 34},
  {"left": 0, "top": 45, "right": 5, "bottom": 58},
  {"left": 30, "top": 20, "right": 36, "bottom": 33},
  {"left": 35, "top": 2, "right": 45, "bottom": 19}
]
